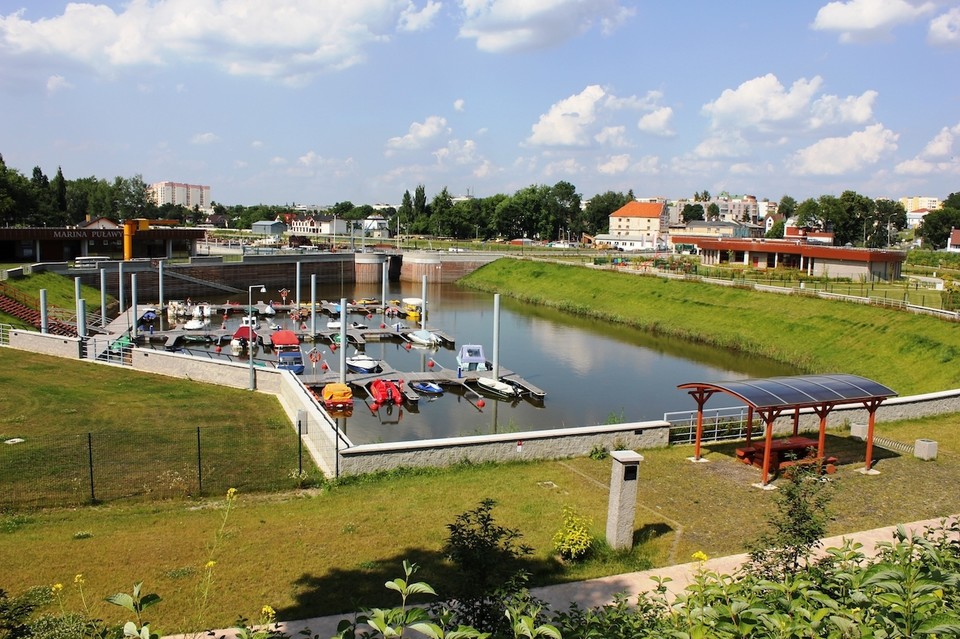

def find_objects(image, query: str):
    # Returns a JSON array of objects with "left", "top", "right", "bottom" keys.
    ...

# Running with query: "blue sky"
[{"left": 1, "top": 0, "right": 958, "bottom": 207}]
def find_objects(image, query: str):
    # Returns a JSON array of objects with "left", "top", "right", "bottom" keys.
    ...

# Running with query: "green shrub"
[{"left": 553, "top": 506, "right": 594, "bottom": 562}]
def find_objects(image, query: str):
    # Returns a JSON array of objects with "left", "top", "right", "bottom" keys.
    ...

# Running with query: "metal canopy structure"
[{"left": 678, "top": 374, "right": 898, "bottom": 486}]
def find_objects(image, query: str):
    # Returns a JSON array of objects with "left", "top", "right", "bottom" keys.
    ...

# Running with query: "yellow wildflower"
[
  {"left": 51, "top": 583, "right": 64, "bottom": 594},
  {"left": 205, "top": 560, "right": 216, "bottom": 569},
  {"left": 226, "top": 487, "right": 238, "bottom": 500},
  {"left": 74, "top": 574, "right": 85, "bottom": 585},
  {"left": 691, "top": 550, "right": 709, "bottom": 563},
  {"left": 261, "top": 605, "right": 276, "bottom": 620}
]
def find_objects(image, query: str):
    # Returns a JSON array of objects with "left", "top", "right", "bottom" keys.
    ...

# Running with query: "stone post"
[{"left": 606, "top": 450, "right": 643, "bottom": 551}]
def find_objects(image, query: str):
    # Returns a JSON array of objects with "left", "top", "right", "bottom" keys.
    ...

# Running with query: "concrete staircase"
[{"left": 0, "top": 290, "right": 77, "bottom": 337}]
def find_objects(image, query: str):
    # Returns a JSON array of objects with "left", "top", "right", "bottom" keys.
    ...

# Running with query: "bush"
[{"left": 553, "top": 507, "right": 593, "bottom": 562}]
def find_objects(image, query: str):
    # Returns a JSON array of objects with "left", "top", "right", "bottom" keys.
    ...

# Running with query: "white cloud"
[
  {"left": 385, "top": 115, "right": 449, "bottom": 154},
  {"left": 597, "top": 154, "right": 630, "bottom": 174},
  {"left": 632, "top": 155, "right": 660, "bottom": 174},
  {"left": 637, "top": 106, "right": 674, "bottom": 136},
  {"left": 929, "top": 8, "right": 960, "bottom": 46},
  {"left": 895, "top": 122, "right": 960, "bottom": 175},
  {"left": 454, "top": 98, "right": 466, "bottom": 112},
  {"left": 190, "top": 132, "right": 219, "bottom": 145},
  {"left": 527, "top": 84, "right": 606, "bottom": 146},
  {"left": 458, "top": 0, "right": 633, "bottom": 53},
  {"left": 269, "top": 156, "right": 287, "bottom": 165},
  {"left": 433, "top": 139, "right": 480, "bottom": 165},
  {"left": 809, "top": 90, "right": 877, "bottom": 128},
  {"left": 46, "top": 74, "right": 72, "bottom": 93},
  {"left": 812, "top": 0, "right": 936, "bottom": 43},
  {"left": 0, "top": 1, "right": 435, "bottom": 84},
  {"left": 473, "top": 159, "right": 496, "bottom": 178},
  {"left": 693, "top": 131, "right": 750, "bottom": 159},
  {"left": 542, "top": 157, "right": 583, "bottom": 177},
  {"left": 399, "top": 0, "right": 442, "bottom": 32},
  {"left": 790, "top": 123, "right": 898, "bottom": 175},
  {"left": 251, "top": 140, "right": 264, "bottom": 149},
  {"left": 703, "top": 74, "right": 823, "bottom": 132},
  {"left": 594, "top": 126, "right": 628, "bottom": 147}
]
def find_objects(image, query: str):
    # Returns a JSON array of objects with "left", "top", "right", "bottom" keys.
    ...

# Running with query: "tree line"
[{"left": 3, "top": 153, "right": 959, "bottom": 248}]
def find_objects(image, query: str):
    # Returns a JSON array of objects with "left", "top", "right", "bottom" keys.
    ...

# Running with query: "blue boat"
[{"left": 411, "top": 381, "right": 443, "bottom": 395}]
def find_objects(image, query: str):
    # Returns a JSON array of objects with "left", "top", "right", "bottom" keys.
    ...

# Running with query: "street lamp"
[{"left": 248, "top": 284, "right": 266, "bottom": 390}]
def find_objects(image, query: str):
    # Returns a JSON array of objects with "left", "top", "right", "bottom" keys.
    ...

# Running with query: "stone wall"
[
  {"left": 339, "top": 420, "right": 671, "bottom": 475},
  {"left": 9, "top": 329, "right": 81, "bottom": 358}
]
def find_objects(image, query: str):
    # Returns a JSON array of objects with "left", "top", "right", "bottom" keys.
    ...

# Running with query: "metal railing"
[{"left": 664, "top": 406, "right": 753, "bottom": 445}]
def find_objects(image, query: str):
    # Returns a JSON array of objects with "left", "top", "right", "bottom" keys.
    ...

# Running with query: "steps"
[{"left": 0, "top": 294, "right": 77, "bottom": 336}]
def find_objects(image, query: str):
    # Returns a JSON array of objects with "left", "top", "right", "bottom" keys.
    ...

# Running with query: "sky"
[{"left": 1, "top": 0, "right": 959, "bottom": 208}]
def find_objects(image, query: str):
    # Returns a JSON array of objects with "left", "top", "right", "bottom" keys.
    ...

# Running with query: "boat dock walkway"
[{"left": 302, "top": 360, "right": 545, "bottom": 403}]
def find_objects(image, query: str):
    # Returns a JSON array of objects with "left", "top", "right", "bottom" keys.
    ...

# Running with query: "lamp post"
[{"left": 248, "top": 284, "right": 266, "bottom": 390}]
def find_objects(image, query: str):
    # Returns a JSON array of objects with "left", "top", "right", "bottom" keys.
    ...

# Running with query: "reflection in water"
[
  {"left": 333, "top": 282, "right": 794, "bottom": 445},
  {"left": 163, "top": 282, "right": 794, "bottom": 445}
]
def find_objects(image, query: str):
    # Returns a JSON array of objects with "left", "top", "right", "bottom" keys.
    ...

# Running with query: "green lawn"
[
  {"left": 460, "top": 259, "right": 960, "bottom": 395},
  {"left": 0, "top": 349, "right": 301, "bottom": 508},
  {"left": 2, "top": 411, "right": 958, "bottom": 633}
]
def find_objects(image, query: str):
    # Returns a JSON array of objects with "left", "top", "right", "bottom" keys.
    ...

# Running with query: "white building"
[
  {"left": 149, "top": 182, "right": 211, "bottom": 211},
  {"left": 899, "top": 196, "right": 941, "bottom": 213}
]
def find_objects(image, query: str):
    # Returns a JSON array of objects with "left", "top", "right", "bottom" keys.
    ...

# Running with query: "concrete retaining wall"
[
  {"left": 7, "top": 327, "right": 960, "bottom": 479},
  {"left": 9, "top": 329, "right": 82, "bottom": 358},
  {"left": 339, "top": 420, "right": 670, "bottom": 475}
]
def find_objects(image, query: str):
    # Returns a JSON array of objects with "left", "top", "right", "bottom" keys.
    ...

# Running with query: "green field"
[
  {"left": 460, "top": 259, "right": 960, "bottom": 395},
  {"left": 0, "top": 350, "right": 302, "bottom": 507}
]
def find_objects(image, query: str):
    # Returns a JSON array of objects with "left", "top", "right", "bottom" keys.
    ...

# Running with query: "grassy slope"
[{"left": 460, "top": 259, "right": 960, "bottom": 395}]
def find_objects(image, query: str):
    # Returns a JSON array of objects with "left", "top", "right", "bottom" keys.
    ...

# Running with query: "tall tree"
[
  {"left": 917, "top": 206, "right": 960, "bottom": 249},
  {"left": 583, "top": 191, "right": 629, "bottom": 235},
  {"left": 707, "top": 202, "right": 720, "bottom": 221},
  {"left": 794, "top": 198, "right": 821, "bottom": 228},
  {"left": 778, "top": 195, "right": 797, "bottom": 219},
  {"left": 397, "top": 190, "right": 413, "bottom": 235},
  {"left": 681, "top": 203, "right": 705, "bottom": 223}
]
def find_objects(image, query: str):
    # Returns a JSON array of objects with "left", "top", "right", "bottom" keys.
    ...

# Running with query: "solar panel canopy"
[{"left": 678, "top": 374, "right": 897, "bottom": 410}]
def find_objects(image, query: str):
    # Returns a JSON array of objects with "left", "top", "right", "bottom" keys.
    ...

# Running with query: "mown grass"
[
  {"left": 2, "top": 412, "right": 958, "bottom": 633},
  {"left": 0, "top": 349, "right": 299, "bottom": 507},
  {"left": 460, "top": 259, "right": 960, "bottom": 395}
]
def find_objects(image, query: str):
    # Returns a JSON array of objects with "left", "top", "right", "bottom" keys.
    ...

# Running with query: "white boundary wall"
[{"left": 6, "top": 327, "right": 960, "bottom": 478}]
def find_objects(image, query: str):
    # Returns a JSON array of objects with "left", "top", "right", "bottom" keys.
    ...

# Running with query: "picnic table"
[{"left": 735, "top": 436, "right": 837, "bottom": 475}]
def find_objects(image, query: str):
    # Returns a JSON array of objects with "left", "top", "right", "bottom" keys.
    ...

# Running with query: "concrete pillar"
[
  {"left": 606, "top": 450, "right": 644, "bottom": 551},
  {"left": 40, "top": 289, "right": 48, "bottom": 333}
]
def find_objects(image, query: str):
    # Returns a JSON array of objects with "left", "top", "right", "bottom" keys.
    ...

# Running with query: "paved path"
[{"left": 166, "top": 514, "right": 956, "bottom": 639}]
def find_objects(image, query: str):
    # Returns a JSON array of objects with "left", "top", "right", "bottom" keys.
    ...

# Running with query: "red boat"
[{"left": 368, "top": 379, "right": 402, "bottom": 406}]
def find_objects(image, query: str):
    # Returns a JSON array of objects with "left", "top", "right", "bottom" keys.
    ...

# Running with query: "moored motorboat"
[
  {"left": 184, "top": 318, "right": 206, "bottom": 330},
  {"left": 230, "top": 325, "right": 257, "bottom": 355},
  {"left": 345, "top": 352, "right": 381, "bottom": 374},
  {"left": 320, "top": 382, "right": 353, "bottom": 411},
  {"left": 408, "top": 329, "right": 440, "bottom": 347},
  {"left": 456, "top": 344, "right": 490, "bottom": 372},
  {"left": 353, "top": 297, "right": 379, "bottom": 306},
  {"left": 476, "top": 376, "right": 519, "bottom": 398}
]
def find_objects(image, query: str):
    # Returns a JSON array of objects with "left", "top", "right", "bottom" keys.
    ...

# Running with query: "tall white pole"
[
  {"left": 131, "top": 273, "right": 138, "bottom": 340},
  {"left": 339, "top": 297, "right": 347, "bottom": 384},
  {"left": 296, "top": 261, "right": 302, "bottom": 309},
  {"left": 310, "top": 274, "right": 317, "bottom": 338},
  {"left": 158, "top": 260, "right": 165, "bottom": 318},
  {"left": 100, "top": 268, "right": 108, "bottom": 327},
  {"left": 381, "top": 260, "right": 388, "bottom": 314},
  {"left": 74, "top": 276, "right": 82, "bottom": 334},
  {"left": 492, "top": 293, "right": 501, "bottom": 380},
  {"left": 40, "top": 289, "right": 48, "bottom": 333},
  {"left": 421, "top": 274, "right": 427, "bottom": 329},
  {"left": 118, "top": 262, "right": 125, "bottom": 318}
]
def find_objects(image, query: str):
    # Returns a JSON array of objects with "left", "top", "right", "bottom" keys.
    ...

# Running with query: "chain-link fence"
[{"left": 0, "top": 422, "right": 317, "bottom": 509}]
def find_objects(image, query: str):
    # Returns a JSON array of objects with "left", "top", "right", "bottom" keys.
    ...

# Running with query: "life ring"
[{"left": 308, "top": 350, "right": 321, "bottom": 363}]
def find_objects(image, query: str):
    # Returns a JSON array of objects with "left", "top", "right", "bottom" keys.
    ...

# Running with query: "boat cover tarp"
[
  {"left": 271, "top": 329, "right": 299, "bottom": 348},
  {"left": 322, "top": 383, "right": 353, "bottom": 403}
]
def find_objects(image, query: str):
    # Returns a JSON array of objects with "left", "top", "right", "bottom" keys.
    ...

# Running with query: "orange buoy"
[
  {"left": 477, "top": 399, "right": 485, "bottom": 408},
  {"left": 320, "top": 362, "right": 328, "bottom": 370},
  {"left": 380, "top": 323, "right": 385, "bottom": 329},
  {"left": 427, "top": 360, "right": 434, "bottom": 368},
  {"left": 215, "top": 345, "right": 222, "bottom": 354},
  {"left": 404, "top": 343, "right": 411, "bottom": 350}
]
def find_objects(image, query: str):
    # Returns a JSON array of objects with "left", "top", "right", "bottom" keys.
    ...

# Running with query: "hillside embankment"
[{"left": 459, "top": 259, "right": 960, "bottom": 396}]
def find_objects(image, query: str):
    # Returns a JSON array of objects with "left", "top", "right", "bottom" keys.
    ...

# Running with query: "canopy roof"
[{"left": 678, "top": 374, "right": 897, "bottom": 411}]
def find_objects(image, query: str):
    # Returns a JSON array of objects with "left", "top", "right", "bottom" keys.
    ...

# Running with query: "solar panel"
[{"left": 678, "top": 374, "right": 896, "bottom": 409}]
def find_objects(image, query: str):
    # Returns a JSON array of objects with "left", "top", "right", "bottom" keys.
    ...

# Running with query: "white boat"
[
  {"left": 457, "top": 344, "right": 490, "bottom": 372},
  {"left": 259, "top": 303, "right": 276, "bottom": 316},
  {"left": 408, "top": 329, "right": 440, "bottom": 347},
  {"left": 345, "top": 352, "right": 381, "bottom": 374},
  {"left": 241, "top": 315, "right": 260, "bottom": 330},
  {"left": 230, "top": 326, "right": 258, "bottom": 355},
  {"left": 476, "top": 376, "right": 519, "bottom": 398},
  {"left": 328, "top": 320, "right": 367, "bottom": 330},
  {"left": 183, "top": 318, "right": 205, "bottom": 330}
]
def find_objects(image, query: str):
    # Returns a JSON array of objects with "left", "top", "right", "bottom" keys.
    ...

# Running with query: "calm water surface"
[{"left": 303, "top": 282, "right": 795, "bottom": 445}]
